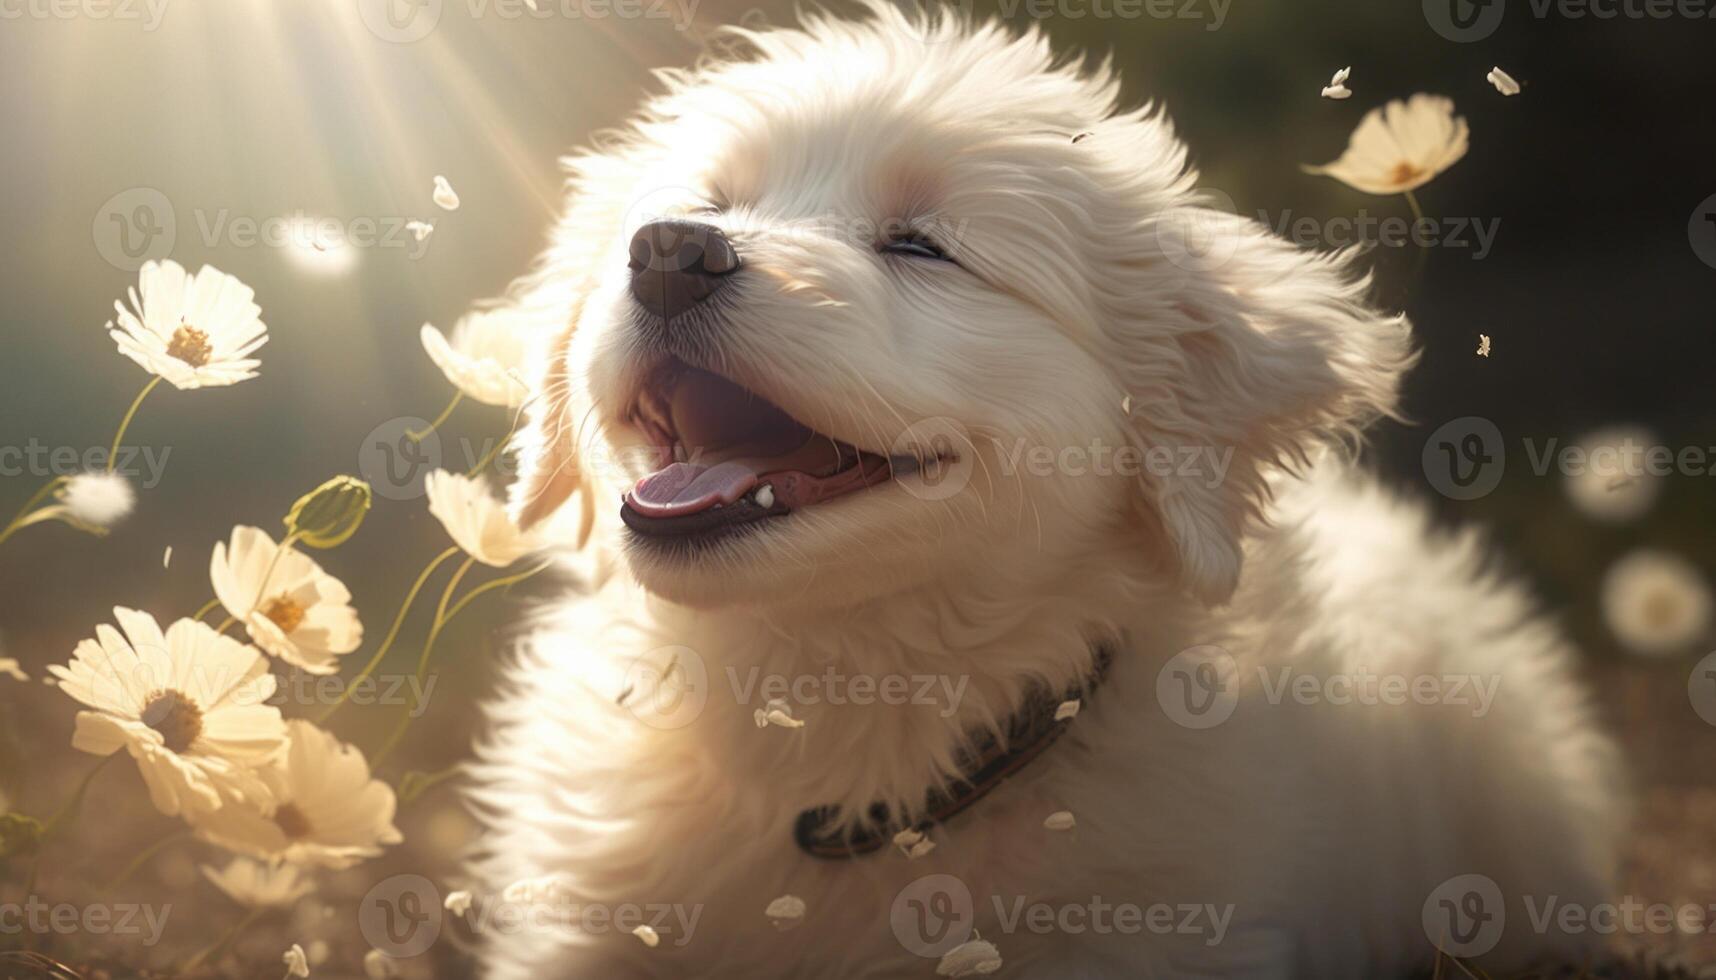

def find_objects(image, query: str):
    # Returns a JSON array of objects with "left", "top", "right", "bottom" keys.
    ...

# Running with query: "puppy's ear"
[
  {"left": 509, "top": 317, "right": 595, "bottom": 545},
  {"left": 1114, "top": 207, "right": 1416, "bottom": 604}
]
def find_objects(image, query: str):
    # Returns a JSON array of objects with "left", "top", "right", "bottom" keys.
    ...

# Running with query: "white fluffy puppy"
[{"left": 467, "top": 6, "right": 1623, "bottom": 977}]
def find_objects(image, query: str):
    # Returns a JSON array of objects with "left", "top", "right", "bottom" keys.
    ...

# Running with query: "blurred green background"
[{"left": 1, "top": 0, "right": 1714, "bottom": 975}]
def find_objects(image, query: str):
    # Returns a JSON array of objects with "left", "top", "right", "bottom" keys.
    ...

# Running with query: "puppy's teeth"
[{"left": 755, "top": 485, "right": 775, "bottom": 509}]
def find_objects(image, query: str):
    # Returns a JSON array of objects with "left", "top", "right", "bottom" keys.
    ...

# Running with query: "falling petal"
[
  {"left": 406, "top": 220, "right": 435, "bottom": 242},
  {"left": 765, "top": 894, "right": 806, "bottom": 929},
  {"left": 1487, "top": 66, "right": 1521, "bottom": 96},
  {"left": 633, "top": 924, "right": 661, "bottom": 947},
  {"left": 1476, "top": 334, "right": 1492, "bottom": 357},
  {"left": 433, "top": 176, "right": 461, "bottom": 211},
  {"left": 937, "top": 938, "right": 1003, "bottom": 977},
  {"left": 1043, "top": 811, "right": 1077, "bottom": 832},
  {"left": 1054, "top": 699, "right": 1081, "bottom": 721}
]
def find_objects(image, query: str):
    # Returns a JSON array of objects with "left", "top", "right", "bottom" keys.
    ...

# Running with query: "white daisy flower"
[
  {"left": 48, "top": 609, "right": 284, "bottom": 816},
  {"left": 1602, "top": 551, "right": 1712, "bottom": 657},
  {"left": 209, "top": 526, "right": 363, "bottom": 675},
  {"left": 765, "top": 894, "right": 806, "bottom": 929},
  {"left": 432, "top": 175, "right": 460, "bottom": 211},
  {"left": 1303, "top": 94, "right": 1469, "bottom": 195},
  {"left": 937, "top": 938, "right": 1003, "bottom": 977},
  {"left": 107, "top": 260, "right": 268, "bottom": 389},
  {"left": 1043, "top": 810, "right": 1077, "bottom": 831},
  {"left": 419, "top": 310, "right": 529, "bottom": 408},
  {"left": 363, "top": 950, "right": 400, "bottom": 979},
  {"left": 444, "top": 890, "right": 473, "bottom": 916},
  {"left": 186, "top": 720, "right": 402, "bottom": 870},
  {"left": 201, "top": 857, "right": 314, "bottom": 909},
  {"left": 59, "top": 472, "right": 135, "bottom": 529},
  {"left": 0, "top": 658, "right": 27, "bottom": 682},
  {"left": 1564, "top": 426, "right": 1662, "bottom": 524},
  {"left": 283, "top": 943, "right": 310, "bottom": 978},
  {"left": 425, "top": 470, "right": 542, "bottom": 567},
  {"left": 633, "top": 924, "right": 660, "bottom": 948},
  {"left": 1487, "top": 66, "right": 1521, "bottom": 96}
]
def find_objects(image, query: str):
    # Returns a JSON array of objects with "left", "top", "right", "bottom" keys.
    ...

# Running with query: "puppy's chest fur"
[{"left": 467, "top": 549, "right": 1313, "bottom": 978}]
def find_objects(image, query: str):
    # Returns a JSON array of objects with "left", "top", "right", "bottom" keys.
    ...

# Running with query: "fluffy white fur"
[{"left": 466, "top": 6, "right": 1624, "bottom": 977}]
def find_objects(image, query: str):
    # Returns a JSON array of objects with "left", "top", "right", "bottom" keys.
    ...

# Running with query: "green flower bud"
[{"left": 284, "top": 475, "right": 372, "bottom": 549}]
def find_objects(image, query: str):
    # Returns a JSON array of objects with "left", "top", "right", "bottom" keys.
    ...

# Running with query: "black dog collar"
[{"left": 793, "top": 641, "right": 1115, "bottom": 860}]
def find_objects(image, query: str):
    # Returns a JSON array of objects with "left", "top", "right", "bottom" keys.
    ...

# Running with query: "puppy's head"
[{"left": 511, "top": 3, "right": 1414, "bottom": 609}]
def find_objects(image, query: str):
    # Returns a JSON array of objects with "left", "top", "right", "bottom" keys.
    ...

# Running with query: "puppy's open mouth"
[{"left": 620, "top": 360, "right": 933, "bottom": 539}]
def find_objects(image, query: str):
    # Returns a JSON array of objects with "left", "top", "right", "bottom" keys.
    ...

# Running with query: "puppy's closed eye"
[{"left": 878, "top": 228, "right": 954, "bottom": 263}]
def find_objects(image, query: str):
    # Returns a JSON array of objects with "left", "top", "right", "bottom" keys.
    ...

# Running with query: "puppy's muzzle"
[{"left": 628, "top": 219, "right": 739, "bottom": 321}]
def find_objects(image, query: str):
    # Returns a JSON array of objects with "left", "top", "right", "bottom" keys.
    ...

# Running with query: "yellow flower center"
[
  {"left": 1642, "top": 589, "right": 1683, "bottom": 629},
  {"left": 140, "top": 688, "right": 204, "bottom": 753},
  {"left": 166, "top": 323, "right": 213, "bottom": 367},
  {"left": 274, "top": 803, "right": 313, "bottom": 840},
  {"left": 1388, "top": 162, "right": 1426, "bottom": 188},
  {"left": 262, "top": 595, "right": 306, "bottom": 634}
]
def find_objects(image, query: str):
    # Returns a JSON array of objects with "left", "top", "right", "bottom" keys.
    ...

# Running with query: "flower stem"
[
  {"left": 107, "top": 376, "right": 163, "bottom": 473},
  {"left": 370, "top": 556, "right": 476, "bottom": 766},
  {"left": 181, "top": 906, "right": 262, "bottom": 974},
  {"left": 317, "top": 546, "right": 461, "bottom": 723},
  {"left": 192, "top": 597, "right": 222, "bottom": 621},
  {"left": 1403, "top": 189, "right": 1426, "bottom": 224},
  {"left": 468, "top": 399, "right": 530, "bottom": 477},
  {"left": 41, "top": 755, "right": 116, "bottom": 840},
  {"left": 99, "top": 827, "right": 188, "bottom": 893},
  {"left": 409, "top": 390, "right": 464, "bottom": 443},
  {"left": 0, "top": 476, "right": 69, "bottom": 549},
  {"left": 372, "top": 557, "right": 550, "bottom": 767},
  {"left": 467, "top": 433, "right": 507, "bottom": 477}
]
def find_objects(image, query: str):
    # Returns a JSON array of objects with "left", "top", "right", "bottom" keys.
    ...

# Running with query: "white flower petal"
[
  {"left": 765, "top": 894, "right": 806, "bottom": 928},
  {"left": 937, "top": 939, "right": 1003, "bottom": 977},
  {"left": 1487, "top": 66, "right": 1521, "bottom": 96},
  {"left": 432, "top": 175, "right": 460, "bottom": 211},
  {"left": 426, "top": 470, "right": 542, "bottom": 567},
  {"left": 283, "top": 943, "right": 310, "bottom": 978}
]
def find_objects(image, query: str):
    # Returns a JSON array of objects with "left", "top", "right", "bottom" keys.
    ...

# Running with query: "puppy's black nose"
[{"left": 627, "top": 219, "right": 739, "bottom": 320}]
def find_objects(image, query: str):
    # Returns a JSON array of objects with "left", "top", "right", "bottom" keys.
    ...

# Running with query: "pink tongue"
[{"left": 628, "top": 461, "right": 759, "bottom": 517}]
